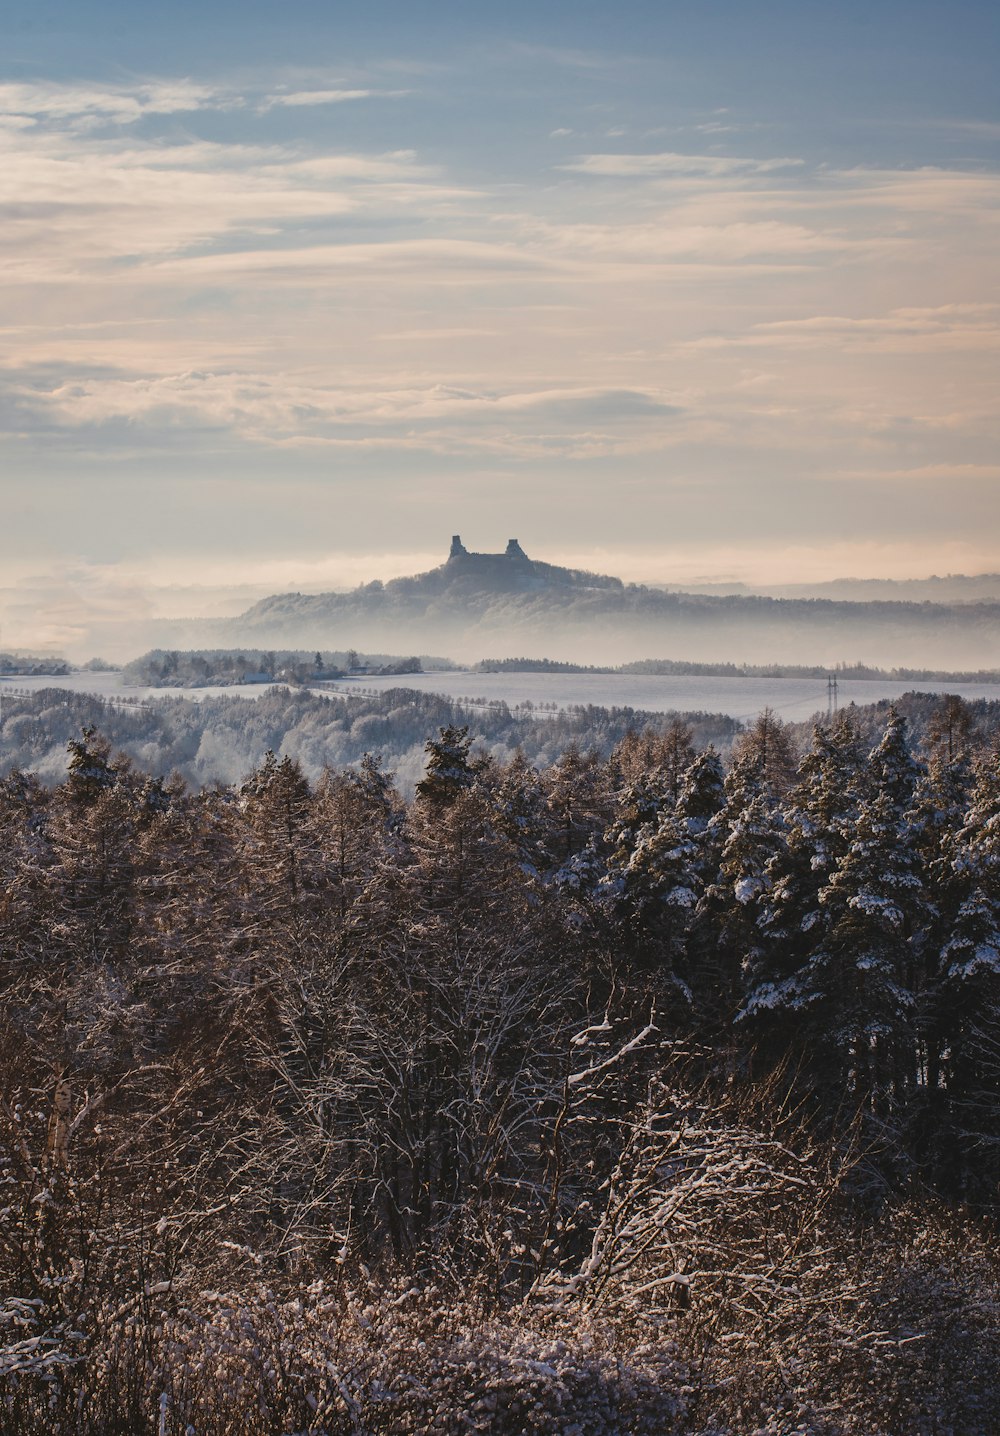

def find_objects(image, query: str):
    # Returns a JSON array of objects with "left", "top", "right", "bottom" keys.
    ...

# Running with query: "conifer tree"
[
  {"left": 739, "top": 716, "right": 866, "bottom": 1059},
  {"left": 693, "top": 749, "right": 786, "bottom": 1033},
  {"left": 240, "top": 750, "right": 312, "bottom": 911},
  {"left": 730, "top": 707, "right": 798, "bottom": 795},
  {"left": 65, "top": 726, "right": 117, "bottom": 805},
  {"left": 799, "top": 711, "right": 925, "bottom": 1118},
  {"left": 603, "top": 743, "right": 698, "bottom": 973},
  {"left": 604, "top": 771, "right": 675, "bottom": 873},
  {"left": 608, "top": 805, "right": 703, "bottom": 1010},
  {"left": 544, "top": 741, "right": 609, "bottom": 865},
  {"left": 45, "top": 729, "right": 145, "bottom": 969},
  {"left": 676, "top": 746, "right": 726, "bottom": 838},
  {"left": 481, "top": 750, "right": 550, "bottom": 876},
  {"left": 311, "top": 753, "right": 401, "bottom": 922},
  {"left": 909, "top": 700, "right": 977, "bottom": 1139},
  {"left": 415, "top": 725, "right": 474, "bottom": 809},
  {"left": 611, "top": 719, "right": 695, "bottom": 802},
  {"left": 930, "top": 754, "right": 1000, "bottom": 1195}
]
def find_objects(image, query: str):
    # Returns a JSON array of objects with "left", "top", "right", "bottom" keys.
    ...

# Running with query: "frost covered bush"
[
  {"left": 7, "top": 1082, "right": 1000, "bottom": 1435},
  {"left": 1, "top": 1278, "right": 692, "bottom": 1435},
  {"left": 847, "top": 1211, "right": 1000, "bottom": 1436},
  {"left": 5, "top": 1166, "right": 1000, "bottom": 1435}
]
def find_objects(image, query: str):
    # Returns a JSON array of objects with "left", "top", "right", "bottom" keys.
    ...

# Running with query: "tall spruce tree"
[
  {"left": 799, "top": 711, "right": 926, "bottom": 1119},
  {"left": 908, "top": 701, "right": 977, "bottom": 1165},
  {"left": 930, "top": 753, "right": 1000, "bottom": 1197},
  {"left": 415, "top": 725, "right": 474, "bottom": 810},
  {"left": 739, "top": 716, "right": 866, "bottom": 1062},
  {"left": 693, "top": 749, "right": 786, "bottom": 1034}
]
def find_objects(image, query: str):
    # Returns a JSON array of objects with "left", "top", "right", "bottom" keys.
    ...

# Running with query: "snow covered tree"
[
  {"left": 310, "top": 753, "right": 401, "bottom": 921},
  {"left": 604, "top": 770, "right": 675, "bottom": 872},
  {"left": 691, "top": 748, "right": 786, "bottom": 1033},
  {"left": 675, "top": 746, "right": 726, "bottom": 838},
  {"left": 38, "top": 730, "right": 151, "bottom": 973},
  {"left": 544, "top": 741, "right": 609, "bottom": 865},
  {"left": 907, "top": 702, "right": 977, "bottom": 1160},
  {"left": 739, "top": 715, "right": 866, "bottom": 1062},
  {"left": 798, "top": 711, "right": 926, "bottom": 1120},
  {"left": 65, "top": 725, "right": 117, "bottom": 805},
  {"left": 415, "top": 724, "right": 474, "bottom": 809},
  {"left": 611, "top": 719, "right": 695, "bottom": 803},
  {"left": 0, "top": 768, "right": 50, "bottom": 967},
  {"left": 608, "top": 808, "right": 703, "bottom": 1011},
  {"left": 926, "top": 692, "right": 976, "bottom": 768},
  {"left": 240, "top": 749, "right": 312, "bottom": 912},
  {"left": 927, "top": 754, "right": 1000, "bottom": 1196},
  {"left": 714, "top": 793, "right": 786, "bottom": 1020},
  {"left": 730, "top": 706, "right": 798, "bottom": 796},
  {"left": 600, "top": 752, "right": 706, "bottom": 999},
  {"left": 480, "top": 750, "right": 551, "bottom": 876}
]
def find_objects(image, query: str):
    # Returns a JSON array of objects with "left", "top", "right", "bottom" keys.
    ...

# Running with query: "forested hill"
[
  {"left": 2, "top": 681, "right": 998, "bottom": 794},
  {"left": 230, "top": 556, "right": 1000, "bottom": 670},
  {"left": 0, "top": 683, "right": 745, "bottom": 792},
  {"left": 2, "top": 700, "right": 999, "bottom": 1430}
]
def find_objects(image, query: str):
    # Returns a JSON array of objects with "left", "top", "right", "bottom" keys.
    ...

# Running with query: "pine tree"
[
  {"left": 676, "top": 747, "right": 726, "bottom": 838},
  {"left": 930, "top": 754, "right": 1000, "bottom": 1196},
  {"left": 603, "top": 742, "right": 700, "bottom": 980},
  {"left": 544, "top": 741, "right": 609, "bottom": 866},
  {"left": 609, "top": 804, "right": 703, "bottom": 1010},
  {"left": 65, "top": 725, "right": 117, "bottom": 805},
  {"left": 415, "top": 725, "right": 474, "bottom": 809},
  {"left": 694, "top": 749, "right": 786, "bottom": 1034},
  {"left": 730, "top": 707, "right": 798, "bottom": 796},
  {"left": 0, "top": 768, "right": 51, "bottom": 971},
  {"left": 310, "top": 754, "right": 401, "bottom": 922},
  {"left": 604, "top": 771, "right": 675, "bottom": 872},
  {"left": 481, "top": 750, "right": 550, "bottom": 876},
  {"left": 240, "top": 750, "right": 312, "bottom": 911},
  {"left": 44, "top": 729, "right": 145, "bottom": 968},
  {"left": 926, "top": 693, "right": 976, "bottom": 768},
  {"left": 739, "top": 716, "right": 866, "bottom": 1059},
  {"left": 611, "top": 719, "right": 695, "bottom": 802},
  {"left": 799, "top": 711, "right": 925, "bottom": 1119},
  {"left": 909, "top": 702, "right": 977, "bottom": 1142}
]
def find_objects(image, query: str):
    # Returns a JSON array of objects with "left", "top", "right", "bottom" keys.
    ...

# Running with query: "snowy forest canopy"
[
  {"left": 3, "top": 680, "right": 999, "bottom": 795},
  {"left": 0, "top": 683, "right": 747, "bottom": 793},
  {"left": 1, "top": 695, "right": 1000, "bottom": 1432}
]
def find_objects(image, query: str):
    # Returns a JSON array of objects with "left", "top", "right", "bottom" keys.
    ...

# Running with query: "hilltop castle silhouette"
[
  {"left": 448, "top": 535, "right": 529, "bottom": 562},
  {"left": 438, "top": 535, "right": 622, "bottom": 594}
]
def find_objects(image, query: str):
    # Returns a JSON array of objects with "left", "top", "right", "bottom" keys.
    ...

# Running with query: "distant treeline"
[
  {"left": 623, "top": 657, "right": 1000, "bottom": 681},
  {"left": 0, "top": 652, "right": 71, "bottom": 676},
  {"left": 477, "top": 655, "right": 1000, "bottom": 681},
  {"left": 476, "top": 656, "right": 614, "bottom": 673},
  {"left": 121, "top": 648, "right": 441, "bottom": 687}
]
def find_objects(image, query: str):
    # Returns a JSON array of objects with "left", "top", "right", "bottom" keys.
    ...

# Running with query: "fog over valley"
[{"left": 5, "top": 540, "right": 999, "bottom": 672}]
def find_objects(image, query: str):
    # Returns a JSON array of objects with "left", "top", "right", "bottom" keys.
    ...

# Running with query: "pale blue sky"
[{"left": 2, "top": 1, "right": 998, "bottom": 650}]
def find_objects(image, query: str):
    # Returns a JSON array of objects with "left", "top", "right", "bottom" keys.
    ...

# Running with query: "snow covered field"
[
  {"left": 0, "top": 672, "right": 253, "bottom": 704},
  {"left": 5, "top": 669, "right": 1000, "bottom": 724},
  {"left": 328, "top": 670, "right": 1000, "bottom": 722}
]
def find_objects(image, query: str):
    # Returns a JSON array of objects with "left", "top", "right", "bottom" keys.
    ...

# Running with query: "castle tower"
[
  {"left": 505, "top": 539, "right": 527, "bottom": 559},
  {"left": 449, "top": 535, "right": 467, "bottom": 559}
]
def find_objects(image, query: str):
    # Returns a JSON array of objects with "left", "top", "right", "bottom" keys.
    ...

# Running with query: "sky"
[{"left": 1, "top": 0, "right": 999, "bottom": 652}]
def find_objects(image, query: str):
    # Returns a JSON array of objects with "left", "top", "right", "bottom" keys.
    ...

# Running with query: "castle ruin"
[
  {"left": 448, "top": 535, "right": 529, "bottom": 562},
  {"left": 438, "top": 535, "right": 620, "bottom": 594}
]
